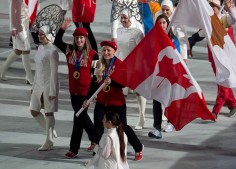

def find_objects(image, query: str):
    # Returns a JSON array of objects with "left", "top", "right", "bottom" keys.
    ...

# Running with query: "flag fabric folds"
[
  {"left": 110, "top": 23, "right": 215, "bottom": 130},
  {"left": 25, "top": 0, "right": 38, "bottom": 27},
  {"left": 169, "top": 0, "right": 236, "bottom": 88}
]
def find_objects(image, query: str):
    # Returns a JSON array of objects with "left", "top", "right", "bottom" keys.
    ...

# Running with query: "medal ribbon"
[
  {"left": 102, "top": 56, "right": 116, "bottom": 80},
  {"left": 74, "top": 51, "right": 84, "bottom": 72}
]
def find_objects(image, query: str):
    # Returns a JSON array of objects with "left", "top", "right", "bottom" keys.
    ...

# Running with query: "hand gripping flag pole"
[{"left": 75, "top": 82, "right": 106, "bottom": 117}]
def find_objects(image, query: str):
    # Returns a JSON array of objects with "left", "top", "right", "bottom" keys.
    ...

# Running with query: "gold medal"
[
  {"left": 103, "top": 85, "right": 111, "bottom": 92},
  {"left": 73, "top": 71, "right": 80, "bottom": 79}
]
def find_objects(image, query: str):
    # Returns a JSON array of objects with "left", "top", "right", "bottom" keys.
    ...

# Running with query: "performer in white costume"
[
  {"left": 116, "top": 9, "right": 146, "bottom": 130},
  {"left": 110, "top": 0, "right": 144, "bottom": 42},
  {"left": 29, "top": 25, "right": 59, "bottom": 151},
  {"left": 86, "top": 111, "right": 129, "bottom": 169},
  {"left": 1, "top": 0, "right": 33, "bottom": 84}
]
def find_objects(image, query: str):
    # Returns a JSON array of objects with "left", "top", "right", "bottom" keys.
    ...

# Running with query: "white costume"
[
  {"left": 115, "top": 9, "right": 146, "bottom": 130},
  {"left": 59, "top": 0, "right": 72, "bottom": 11},
  {"left": 111, "top": 0, "right": 144, "bottom": 39},
  {"left": 116, "top": 25, "right": 144, "bottom": 61},
  {"left": 1, "top": 0, "right": 33, "bottom": 83},
  {"left": 10, "top": 0, "right": 31, "bottom": 51},
  {"left": 30, "top": 42, "right": 59, "bottom": 112},
  {"left": 86, "top": 128, "right": 129, "bottom": 169}
]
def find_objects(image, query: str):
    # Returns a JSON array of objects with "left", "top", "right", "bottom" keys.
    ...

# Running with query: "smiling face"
[
  {"left": 74, "top": 36, "right": 86, "bottom": 48},
  {"left": 101, "top": 46, "right": 116, "bottom": 61},
  {"left": 120, "top": 14, "right": 132, "bottom": 28}
]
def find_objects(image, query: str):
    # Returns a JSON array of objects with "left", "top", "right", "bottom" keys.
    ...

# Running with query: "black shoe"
[
  {"left": 9, "top": 42, "right": 13, "bottom": 47},
  {"left": 228, "top": 108, "right": 236, "bottom": 117},
  {"left": 148, "top": 130, "right": 162, "bottom": 139}
]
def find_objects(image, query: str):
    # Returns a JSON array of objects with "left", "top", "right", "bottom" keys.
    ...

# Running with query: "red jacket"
[
  {"left": 72, "top": 0, "right": 96, "bottom": 23},
  {"left": 66, "top": 49, "right": 97, "bottom": 96},
  {"left": 96, "top": 58, "right": 126, "bottom": 106}
]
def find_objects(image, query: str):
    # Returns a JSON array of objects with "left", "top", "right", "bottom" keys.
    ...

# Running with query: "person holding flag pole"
[{"left": 82, "top": 41, "right": 144, "bottom": 161}]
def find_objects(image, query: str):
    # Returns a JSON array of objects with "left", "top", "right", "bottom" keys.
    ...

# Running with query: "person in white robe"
[
  {"left": 29, "top": 25, "right": 59, "bottom": 151},
  {"left": 86, "top": 111, "right": 129, "bottom": 169},
  {"left": 1, "top": 0, "right": 33, "bottom": 84}
]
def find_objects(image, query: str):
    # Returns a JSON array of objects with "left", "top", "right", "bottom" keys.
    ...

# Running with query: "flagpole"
[
  {"left": 75, "top": 82, "right": 106, "bottom": 117},
  {"left": 218, "top": 4, "right": 225, "bottom": 17}
]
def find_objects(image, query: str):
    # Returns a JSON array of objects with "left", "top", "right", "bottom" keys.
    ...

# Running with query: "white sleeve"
[
  {"left": 228, "top": 8, "right": 236, "bottom": 23},
  {"left": 59, "top": 0, "right": 71, "bottom": 10},
  {"left": 174, "top": 25, "right": 189, "bottom": 59},
  {"left": 93, "top": 136, "right": 112, "bottom": 159},
  {"left": 49, "top": 50, "right": 59, "bottom": 97},
  {"left": 135, "top": 21, "right": 145, "bottom": 35},
  {"left": 111, "top": 19, "right": 119, "bottom": 39},
  {"left": 227, "top": 8, "right": 236, "bottom": 26},
  {"left": 135, "top": 30, "right": 144, "bottom": 44}
]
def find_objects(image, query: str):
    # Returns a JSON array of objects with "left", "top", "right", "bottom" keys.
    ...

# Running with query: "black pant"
[
  {"left": 153, "top": 100, "right": 163, "bottom": 131},
  {"left": 188, "top": 32, "right": 205, "bottom": 50},
  {"left": 74, "top": 22, "right": 98, "bottom": 52},
  {"left": 70, "top": 94, "right": 94, "bottom": 154},
  {"left": 94, "top": 102, "right": 143, "bottom": 152}
]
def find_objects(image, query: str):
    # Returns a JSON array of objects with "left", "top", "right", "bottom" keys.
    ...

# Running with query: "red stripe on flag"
[
  {"left": 25, "top": 0, "right": 29, "bottom": 5},
  {"left": 165, "top": 92, "right": 215, "bottom": 130},
  {"left": 110, "top": 22, "right": 215, "bottom": 130},
  {"left": 29, "top": 1, "right": 38, "bottom": 28}
]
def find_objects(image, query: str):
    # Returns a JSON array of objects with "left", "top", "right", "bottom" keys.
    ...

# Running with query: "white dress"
[
  {"left": 30, "top": 43, "right": 59, "bottom": 112},
  {"left": 116, "top": 24, "right": 144, "bottom": 61},
  {"left": 9, "top": 0, "right": 31, "bottom": 51},
  {"left": 85, "top": 128, "right": 129, "bottom": 169}
]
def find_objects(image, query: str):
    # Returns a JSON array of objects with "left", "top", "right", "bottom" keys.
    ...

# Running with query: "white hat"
[
  {"left": 208, "top": 0, "right": 221, "bottom": 8},
  {"left": 161, "top": 0, "right": 174, "bottom": 12},
  {"left": 39, "top": 25, "right": 54, "bottom": 42},
  {"left": 120, "top": 9, "right": 135, "bottom": 24}
]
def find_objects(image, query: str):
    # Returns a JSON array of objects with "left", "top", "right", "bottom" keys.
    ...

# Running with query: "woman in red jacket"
[
  {"left": 84, "top": 41, "right": 144, "bottom": 161},
  {"left": 72, "top": 0, "right": 98, "bottom": 52},
  {"left": 54, "top": 18, "right": 99, "bottom": 158}
]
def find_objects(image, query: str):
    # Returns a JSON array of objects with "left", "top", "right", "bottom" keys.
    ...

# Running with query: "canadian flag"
[
  {"left": 25, "top": 0, "right": 38, "bottom": 27},
  {"left": 169, "top": 0, "right": 236, "bottom": 88},
  {"left": 110, "top": 23, "right": 215, "bottom": 130}
]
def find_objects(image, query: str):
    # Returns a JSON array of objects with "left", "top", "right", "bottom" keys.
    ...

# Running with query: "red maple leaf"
[{"left": 156, "top": 56, "right": 192, "bottom": 89}]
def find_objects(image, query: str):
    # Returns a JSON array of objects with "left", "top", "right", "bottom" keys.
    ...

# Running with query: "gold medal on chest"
[
  {"left": 103, "top": 85, "right": 111, "bottom": 92},
  {"left": 73, "top": 71, "right": 80, "bottom": 79}
]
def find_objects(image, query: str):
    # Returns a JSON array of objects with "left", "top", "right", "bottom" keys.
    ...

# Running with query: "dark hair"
[
  {"left": 156, "top": 14, "right": 174, "bottom": 39},
  {"left": 104, "top": 111, "right": 126, "bottom": 162}
]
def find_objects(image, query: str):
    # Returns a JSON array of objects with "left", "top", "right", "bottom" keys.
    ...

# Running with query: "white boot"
[
  {"left": 135, "top": 96, "right": 146, "bottom": 130},
  {"left": 1, "top": 51, "right": 19, "bottom": 81},
  {"left": 22, "top": 54, "right": 33, "bottom": 84},
  {"left": 38, "top": 115, "right": 55, "bottom": 151},
  {"left": 33, "top": 112, "right": 58, "bottom": 138},
  {"left": 162, "top": 105, "right": 167, "bottom": 121}
]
